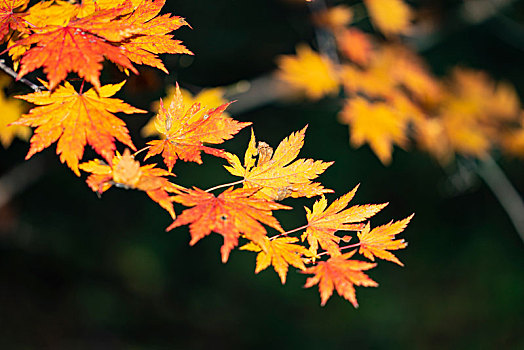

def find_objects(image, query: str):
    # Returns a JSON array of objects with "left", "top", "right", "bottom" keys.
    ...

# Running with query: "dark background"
[{"left": 1, "top": 0, "right": 524, "bottom": 349}]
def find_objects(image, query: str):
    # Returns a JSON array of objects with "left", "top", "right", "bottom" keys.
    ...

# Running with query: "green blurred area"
[{"left": 1, "top": 0, "right": 524, "bottom": 349}]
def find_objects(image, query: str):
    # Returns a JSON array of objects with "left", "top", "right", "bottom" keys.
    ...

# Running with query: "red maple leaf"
[
  {"left": 145, "top": 84, "right": 250, "bottom": 171},
  {"left": 15, "top": 3, "right": 138, "bottom": 90},
  {"left": 0, "top": 0, "right": 30, "bottom": 43}
]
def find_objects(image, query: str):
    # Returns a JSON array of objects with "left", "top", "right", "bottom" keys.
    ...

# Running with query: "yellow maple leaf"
[
  {"left": 364, "top": 0, "right": 412, "bottom": 36},
  {"left": 358, "top": 214, "right": 413, "bottom": 266},
  {"left": 312, "top": 5, "right": 353, "bottom": 32},
  {"left": 0, "top": 75, "right": 30, "bottom": 148},
  {"left": 339, "top": 97, "right": 408, "bottom": 164},
  {"left": 241, "top": 236, "right": 310, "bottom": 284},
  {"left": 225, "top": 126, "right": 333, "bottom": 200},
  {"left": 276, "top": 44, "right": 339, "bottom": 100},
  {"left": 304, "top": 185, "right": 388, "bottom": 257}
]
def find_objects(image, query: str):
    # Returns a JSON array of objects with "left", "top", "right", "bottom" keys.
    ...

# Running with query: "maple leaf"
[
  {"left": 336, "top": 28, "right": 373, "bottom": 66},
  {"left": 15, "top": 3, "right": 139, "bottom": 91},
  {"left": 339, "top": 97, "right": 408, "bottom": 165},
  {"left": 13, "top": 80, "right": 146, "bottom": 175},
  {"left": 119, "top": 0, "right": 193, "bottom": 73},
  {"left": 276, "top": 44, "right": 339, "bottom": 100},
  {"left": 225, "top": 126, "right": 333, "bottom": 201},
  {"left": 0, "top": 0, "right": 29, "bottom": 43},
  {"left": 241, "top": 236, "right": 310, "bottom": 284},
  {"left": 79, "top": 149, "right": 182, "bottom": 219},
  {"left": 0, "top": 74, "right": 29, "bottom": 147},
  {"left": 303, "top": 250, "right": 378, "bottom": 307},
  {"left": 364, "top": 0, "right": 412, "bottom": 37},
  {"left": 142, "top": 85, "right": 229, "bottom": 137},
  {"left": 312, "top": 5, "right": 353, "bottom": 32},
  {"left": 303, "top": 185, "right": 388, "bottom": 257},
  {"left": 166, "top": 187, "right": 291, "bottom": 263},
  {"left": 358, "top": 214, "right": 412, "bottom": 266},
  {"left": 144, "top": 84, "right": 250, "bottom": 171}
]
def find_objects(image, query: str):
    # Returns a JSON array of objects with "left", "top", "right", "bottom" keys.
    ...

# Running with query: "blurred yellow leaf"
[
  {"left": 276, "top": 44, "right": 339, "bottom": 100},
  {"left": 312, "top": 5, "right": 353, "bottom": 32},
  {"left": 339, "top": 97, "right": 408, "bottom": 164},
  {"left": 364, "top": 0, "right": 412, "bottom": 36},
  {"left": 0, "top": 75, "right": 30, "bottom": 148}
]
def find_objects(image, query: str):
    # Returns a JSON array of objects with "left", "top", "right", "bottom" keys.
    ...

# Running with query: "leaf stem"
[
  {"left": 270, "top": 224, "right": 310, "bottom": 240},
  {"left": 205, "top": 179, "right": 245, "bottom": 192},
  {"left": 133, "top": 146, "right": 151, "bottom": 158},
  {"left": 315, "top": 242, "right": 361, "bottom": 258}
]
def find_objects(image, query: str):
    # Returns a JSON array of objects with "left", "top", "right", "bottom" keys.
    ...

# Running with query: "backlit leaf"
[
  {"left": 166, "top": 187, "right": 290, "bottom": 262},
  {"left": 16, "top": 3, "right": 138, "bottom": 90},
  {"left": 304, "top": 185, "right": 387, "bottom": 257},
  {"left": 225, "top": 126, "right": 333, "bottom": 200},
  {"left": 14, "top": 80, "right": 145, "bottom": 175},
  {"left": 241, "top": 236, "right": 310, "bottom": 284},
  {"left": 358, "top": 214, "right": 412, "bottom": 266},
  {"left": 79, "top": 149, "right": 182, "bottom": 219},
  {"left": 144, "top": 84, "right": 250, "bottom": 171},
  {"left": 303, "top": 250, "right": 378, "bottom": 307}
]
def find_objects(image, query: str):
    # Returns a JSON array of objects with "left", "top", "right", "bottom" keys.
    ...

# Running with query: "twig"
[
  {"left": 306, "top": 0, "right": 340, "bottom": 64},
  {"left": 0, "top": 59, "right": 43, "bottom": 92},
  {"left": 473, "top": 156, "right": 524, "bottom": 243}
]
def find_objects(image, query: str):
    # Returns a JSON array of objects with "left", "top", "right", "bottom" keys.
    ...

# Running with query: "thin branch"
[
  {"left": 472, "top": 156, "right": 524, "bottom": 243},
  {"left": 306, "top": 0, "right": 340, "bottom": 64},
  {"left": 0, "top": 59, "right": 43, "bottom": 92},
  {"left": 204, "top": 179, "right": 245, "bottom": 193}
]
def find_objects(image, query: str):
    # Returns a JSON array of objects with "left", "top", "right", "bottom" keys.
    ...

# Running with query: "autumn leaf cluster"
[
  {"left": 0, "top": 0, "right": 412, "bottom": 307},
  {"left": 278, "top": 0, "right": 524, "bottom": 165}
]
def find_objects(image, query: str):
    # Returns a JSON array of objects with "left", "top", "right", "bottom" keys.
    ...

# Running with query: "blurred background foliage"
[{"left": 1, "top": 0, "right": 524, "bottom": 349}]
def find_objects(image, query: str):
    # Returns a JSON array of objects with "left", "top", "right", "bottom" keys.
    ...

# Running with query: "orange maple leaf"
[
  {"left": 15, "top": 3, "right": 138, "bottom": 90},
  {"left": 358, "top": 214, "right": 412, "bottom": 266},
  {"left": 144, "top": 84, "right": 250, "bottom": 171},
  {"left": 303, "top": 185, "right": 388, "bottom": 257},
  {"left": 120, "top": 0, "right": 192, "bottom": 73},
  {"left": 225, "top": 126, "right": 333, "bottom": 200},
  {"left": 166, "top": 187, "right": 290, "bottom": 263},
  {"left": 79, "top": 149, "right": 182, "bottom": 219},
  {"left": 13, "top": 80, "right": 145, "bottom": 175},
  {"left": 303, "top": 250, "right": 378, "bottom": 307},
  {"left": 0, "top": 0, "right": 29, "bottom": 43},
  {"left": 336, "top": 28, "right": 373, "bottom": 66},
  {"left": 364, "top": 0, "right": 412, "bottom": 37},
  {"left": 241, "top": 236, "right": 310, "bottom": 284}
]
